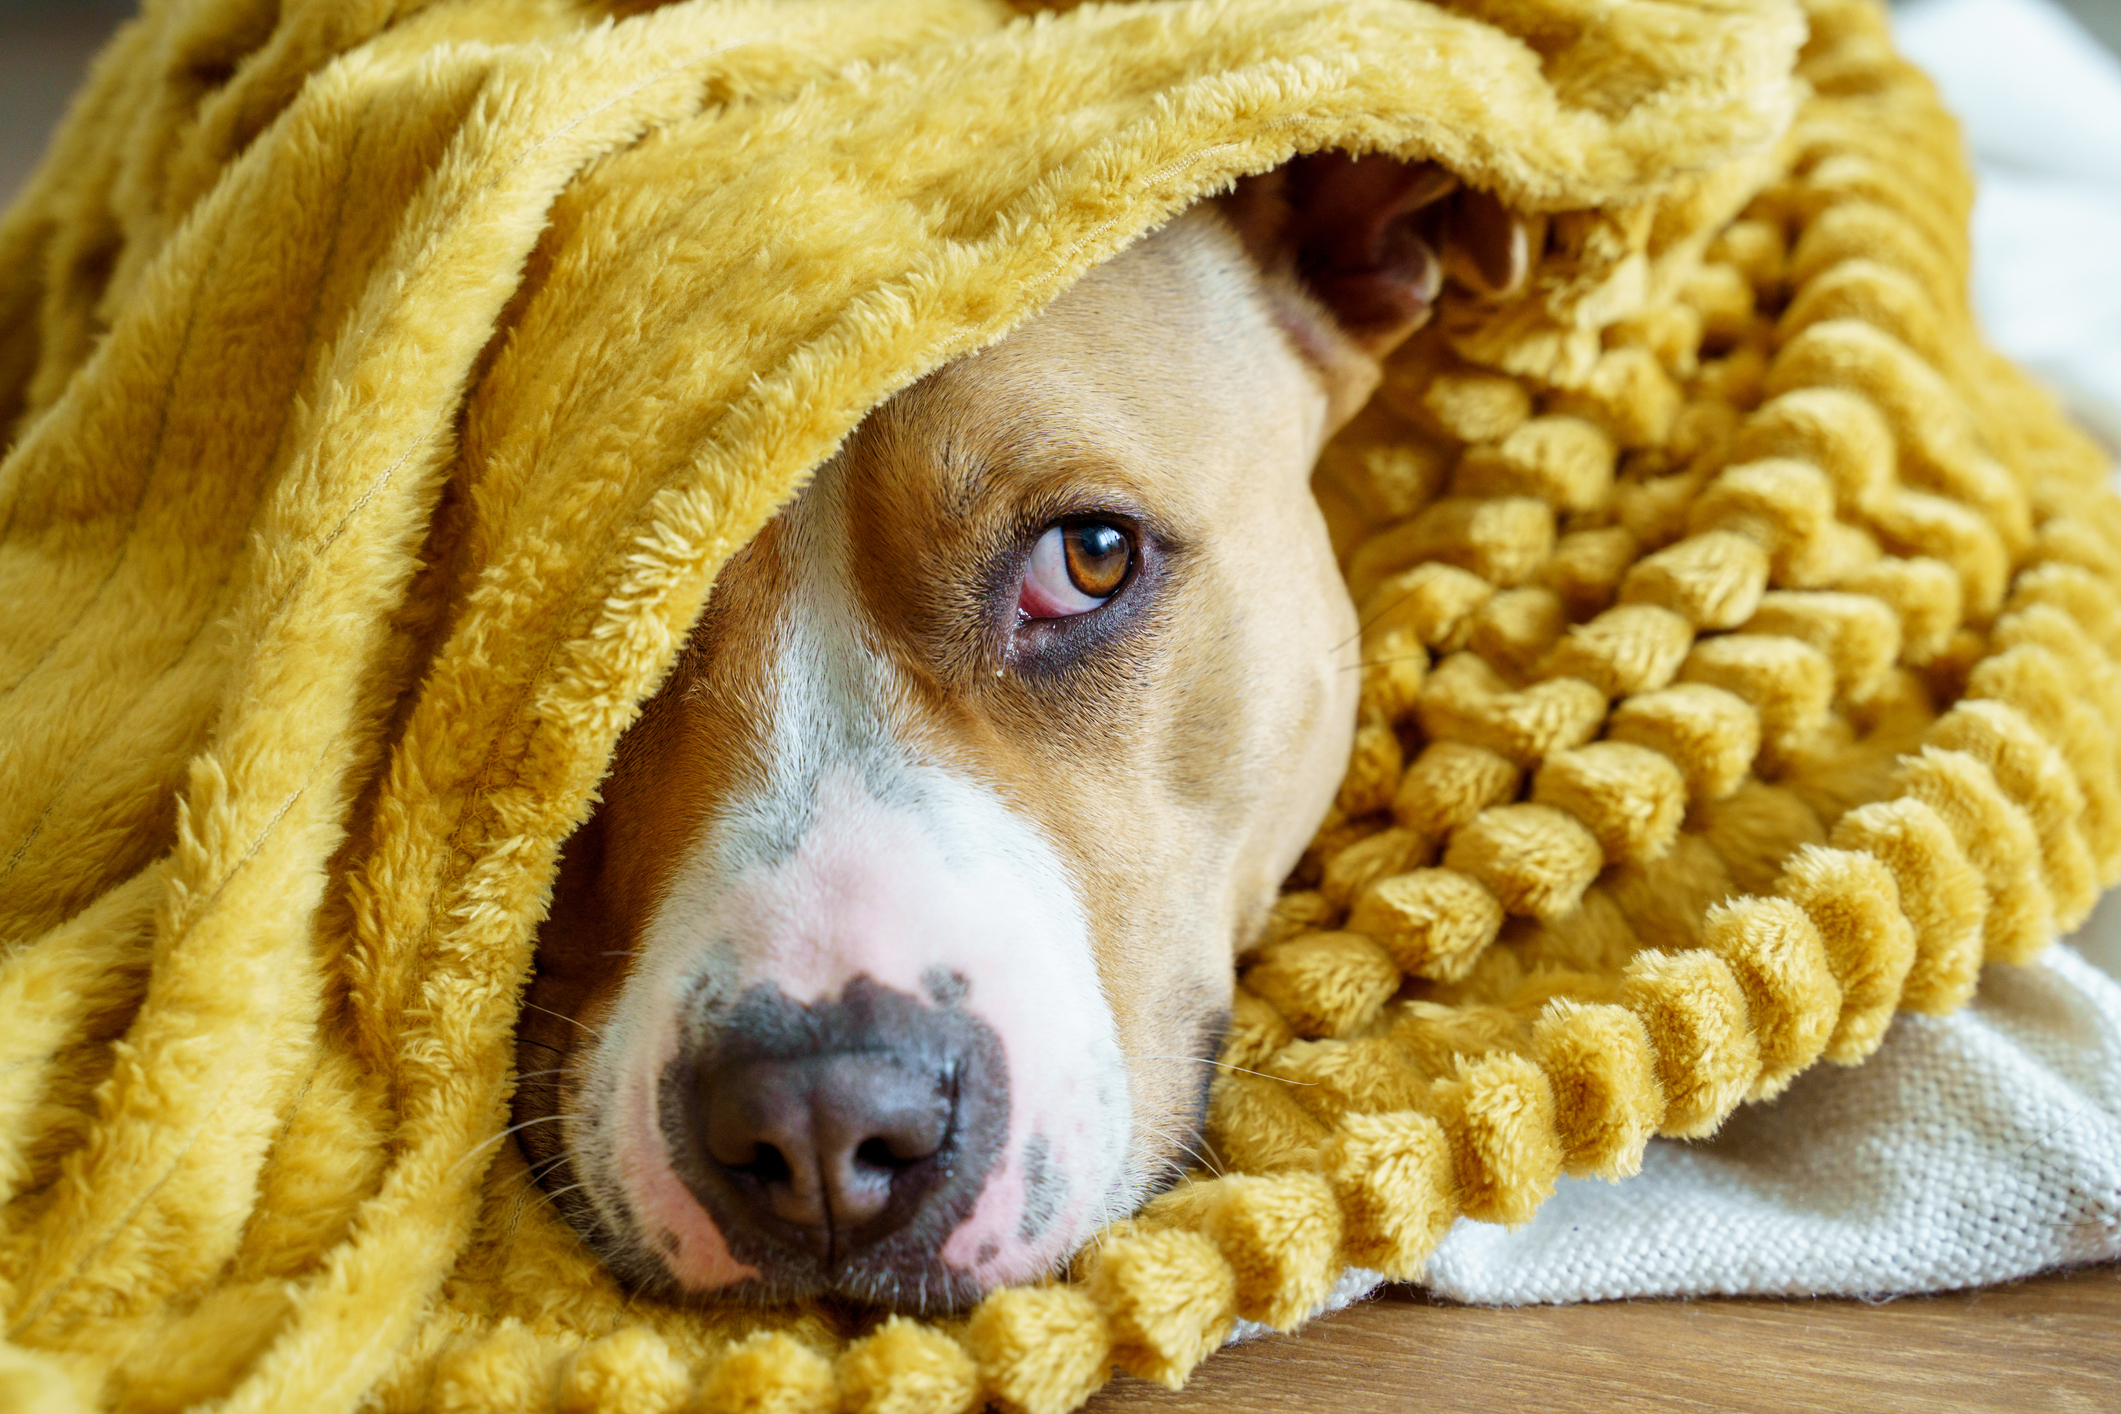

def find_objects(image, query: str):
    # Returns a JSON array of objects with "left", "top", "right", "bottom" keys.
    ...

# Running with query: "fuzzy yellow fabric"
[{"left": 2, "top": 0, "right": 2114, "bottom": 1409}]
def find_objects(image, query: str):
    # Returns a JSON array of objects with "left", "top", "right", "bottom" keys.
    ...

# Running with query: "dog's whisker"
[
  {"left": 526, "top": 1180, "right": 589, "bottom": 1215},
  {"left": 1337, "top": 597, "right": 1403, "bottom": 651},
  {"left": 1336, "top": 581, "right": 1435, "bottom": 652},
  {"left": 520, "top": 1000, "right": 606, "bottom": 1040},
  {"left": 526, "top": 1150, "right": 574, "bottom": 1182},
  {"left": 445, "top": 1112, "right": 589, "bottom": 1179},
  {"left": 1136, "top": 1121, "right": 1224, "bottom": 1179},
  {"left": 1338, "top": 651, "right": 1429, "bottom": 672},
  {"left": 1125, "top": 1054, "right": 1316, "bottom": 1085}
]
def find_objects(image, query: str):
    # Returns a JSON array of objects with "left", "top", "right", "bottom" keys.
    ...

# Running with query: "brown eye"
[
  {"left": 1017, "top": 520, "right": 1135, "bottom": 620},
  {"left": 1062, "top": 521, "right": 1130, "bottom": 598}
]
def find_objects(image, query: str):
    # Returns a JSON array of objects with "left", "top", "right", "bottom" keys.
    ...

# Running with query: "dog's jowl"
[{"left": 515, "top": 157, "right": 1527, "bottom": 1310}]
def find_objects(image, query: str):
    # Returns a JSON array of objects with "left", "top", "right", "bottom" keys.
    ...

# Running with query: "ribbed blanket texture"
[{"left": 1, "top": 0, "right": 2115, "bottom": 1410}]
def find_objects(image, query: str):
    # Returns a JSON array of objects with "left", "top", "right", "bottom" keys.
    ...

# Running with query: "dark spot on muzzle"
[
  {"left": 659, "top": 973, "right": 1007, "bottom": 1310},
  {"left": 922, "top": 965, "right": 969, "bottom": 1009},
  {"left": 1016, "top": 1133, "right": 1065, "bottom": 1245}
]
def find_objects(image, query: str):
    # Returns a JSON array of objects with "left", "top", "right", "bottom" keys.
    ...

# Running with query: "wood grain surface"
[{"left": 1084, "top": 1264, "right": 2121, "bottom": 1413}]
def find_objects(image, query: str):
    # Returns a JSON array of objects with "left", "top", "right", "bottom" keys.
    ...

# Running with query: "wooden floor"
[{"left": 1085, "top": 1264, "right": 2121, "bottom": 1413}]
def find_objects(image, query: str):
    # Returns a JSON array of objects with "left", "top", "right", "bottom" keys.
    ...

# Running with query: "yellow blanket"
[{"left": 2, "top": 0, "right": 2113, "bottom": 1410}]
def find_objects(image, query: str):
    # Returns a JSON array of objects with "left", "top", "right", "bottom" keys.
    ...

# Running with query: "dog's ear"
[{"left": 1220, "top": 152, "right": 1533, "bottom": 358}]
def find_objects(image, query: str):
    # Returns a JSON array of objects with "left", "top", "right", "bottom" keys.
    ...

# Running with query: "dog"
[{"left": 513, "top": 154, "right": 1531, "bottom": 1312}]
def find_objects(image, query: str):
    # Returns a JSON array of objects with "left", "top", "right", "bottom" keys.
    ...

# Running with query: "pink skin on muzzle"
[{"left": 605, "top": 767, "right": 1132, "bottom": 1293}]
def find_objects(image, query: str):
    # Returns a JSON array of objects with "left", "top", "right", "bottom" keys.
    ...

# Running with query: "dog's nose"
[
  {"left": 698, "top": 1054, "right": 953, "bottom": 1239},
  {"left": 664, "top": 976, "right": 1008, "bottom": 1299}
]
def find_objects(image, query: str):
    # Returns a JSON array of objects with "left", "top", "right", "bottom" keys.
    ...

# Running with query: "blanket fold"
[{"left": 1, "top": 0, "right": 2113, "bottom": 1410}]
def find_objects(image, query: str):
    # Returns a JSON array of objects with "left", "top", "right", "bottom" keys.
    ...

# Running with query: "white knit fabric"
[{"left": 1420, "top": 943, "right": 2121, "bottom": 1302}]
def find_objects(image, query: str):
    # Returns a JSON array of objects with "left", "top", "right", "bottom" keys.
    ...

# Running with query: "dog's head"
[{"left": 515, "top": 156, "right": 1527, "bottom": 1310}]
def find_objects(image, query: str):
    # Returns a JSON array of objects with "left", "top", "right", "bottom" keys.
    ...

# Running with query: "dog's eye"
[{"left": 1019, "top": 521, "right": 1132, "bottom": 619}]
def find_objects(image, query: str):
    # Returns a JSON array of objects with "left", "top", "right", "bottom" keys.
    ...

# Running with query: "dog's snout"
[
  {"left": 699, "top": 1054, "right": 952, "bottom": 1240},
  {"left": 659, "top": 974, "right": 1011, "bottom": 1304}
]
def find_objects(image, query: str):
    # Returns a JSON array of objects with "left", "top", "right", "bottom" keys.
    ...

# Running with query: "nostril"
[
  {"left": 702, "top": 1088, "right": 790, "bottom": 1175},
  {"left": 735, "top": 1143, "right": 792, "bottom": 1186},
  {"left": 850, "top": 1089, "right": 949, "bottom": 1167},
  {"left": 854, "top": 1136, "right": 913, "bottom": 1170}
]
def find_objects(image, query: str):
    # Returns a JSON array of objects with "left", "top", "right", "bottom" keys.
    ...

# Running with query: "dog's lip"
[{"left": 611, "top": 1012, "right": 763, "bottom": 1292}]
